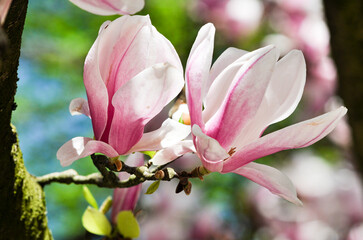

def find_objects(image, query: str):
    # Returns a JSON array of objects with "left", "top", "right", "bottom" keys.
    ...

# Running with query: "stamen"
[
  {"left": 228, "top": 147, "right": 236, "bottom": 156},
  {"left": 114, "top": 159, "right": 122, "bottom": 171}
]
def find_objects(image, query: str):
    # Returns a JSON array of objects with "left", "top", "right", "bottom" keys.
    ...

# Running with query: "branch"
[
  {"left": 36, "top": 154, "right": 211, "bottom": 190},
  {"left": 36, "top": 167, "right": 178, "bottom": 188}
]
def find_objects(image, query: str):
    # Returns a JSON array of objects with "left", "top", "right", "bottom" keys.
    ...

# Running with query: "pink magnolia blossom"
[
  {"left": 57, "top": 15, "right": 189, "bottom": 166},
  {"left": 152, "top": 23, "right": 347, "bottom": 205},
  {"left": 348, "top": 224, "right": 363, "bottom": 240},
  {"left": 69, "top": 0, "right": 144, "bottom": 16},
  {"left": 111, "top": 153, "right": 144, "bottom": 224},
  {"left": 195, "top": 0, "right": 264, "bottom": 40},
  {"left": 0, "top": 0, "right": 12, "bottom": 25}
]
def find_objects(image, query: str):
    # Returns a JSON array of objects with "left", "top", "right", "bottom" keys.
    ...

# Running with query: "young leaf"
[
  {"left": 141, "top": 151, "right": 156, "bottom": 158},
  {"left": 178, "top": 116, "right": 184, "bottom": 124},
  {"left": 99, "top": 196, "right": 112, "bottom": 214},
  {"left": 83, "top": 186, "right": 98, "bottom": 210},
  {"left": 116, "top": 211, "right": 140, "bottom": 239},
  {"left": 145, "top": 180, "right": 160, "bottom": 195},
  {"left": 82, "top": 207, "right": 112, "bottom": 236}
]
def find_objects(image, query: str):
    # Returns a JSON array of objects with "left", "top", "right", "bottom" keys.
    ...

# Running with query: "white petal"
[
  {"left": 192, "top": 124, "right": 228, "bottom": 172},
  {"left": 204, "top": 45, "right": 278, "bottom": 149},
  {"left": 223, "top": 107, "right": 348, "bottom": 172},
  {"left": 231, "top": 50, "right": 306, "bottom": 147},
  {"left": 57, "top": 137, "right": 119, "bottom": 167},
  {"left": 185, "top": 23, "right": 215, "bottom": 128},
  {"left": 207, "top": 47, "right": 248, "bottom": 95},
  {"left": 203, "top": 45, "right": 276, "bottom": 124},
  {"left": 69, "top": 98, "right": 91, "bottom": 118},
  {"left": 233, "top": 162, "right": 302, "bottom": 205},
  {"left": 150, "top": 140, "right": 195, "bottom": 166},
  {"left": 128, "top": 119, "right": 191, "bottom": 153},
  {"left": 109, "top": 63, "right": 184, "bottom": 154}
]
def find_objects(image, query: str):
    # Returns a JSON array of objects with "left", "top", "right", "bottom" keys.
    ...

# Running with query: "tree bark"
[
  {"left": 0, "top": 0, "right": 52, "bottom": 238},
  {"left": 323, "top": 0, "right": 363, "bottom": 176}
]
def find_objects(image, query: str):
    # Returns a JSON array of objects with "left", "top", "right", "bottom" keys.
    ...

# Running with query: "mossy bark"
[
  {"left": 0, "top": 0, "right": 52, "bottom": 239},
  {"left": 323, "top": 0, "right": 363, "bottom": 176}
]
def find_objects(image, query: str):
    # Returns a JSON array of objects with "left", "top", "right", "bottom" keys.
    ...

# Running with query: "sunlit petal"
[
  {"left": 57, "top": 137, "right": 119, "bottom": 167},
  {"left": 223, "top": 107, "right": 347, "bottom": 172},
  {"left": 69, "top": 98, "right": 91, "bottom": 118},
  {"left": 233, "top": 162, "right": 302, "bottom": 205}
]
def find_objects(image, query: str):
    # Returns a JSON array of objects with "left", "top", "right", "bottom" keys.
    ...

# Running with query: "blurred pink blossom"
[
  {"left": 69, "top": 0, "right": 144, "bottom": 16},
  {"left": 264, "top": 0, "right": 337, "bottom": 114},
  {"left": 348, "top": 223, "right": 363, "bottom": 240},
  {"left": 248, "top": 152, "right": 363, "bottom": 240},
  {"left": 139, "top": 183, "right": 234, "bottom": 240},
  {"left": 194, "top": 0, "right": 264, "bottom": 39}
]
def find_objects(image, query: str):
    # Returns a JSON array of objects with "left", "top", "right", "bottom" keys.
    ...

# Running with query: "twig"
[
  {"left": 36, "top": 155, "right": 209, "bottom": 189},
  {"left": 36, "top": 168, "right": 177, "bottom": 188}
]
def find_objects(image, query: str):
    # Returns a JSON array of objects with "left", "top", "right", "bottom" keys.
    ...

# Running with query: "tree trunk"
[
  {"left": 0, "top": 0, "right": 52, "bottom": 238},
  {"left": 323, "top": 0, "right": 363, "bottom": 176}
]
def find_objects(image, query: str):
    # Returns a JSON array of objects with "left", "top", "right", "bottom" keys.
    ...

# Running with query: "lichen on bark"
[{"left": 12, "top": 126, "right": 53, "bottom": 240}]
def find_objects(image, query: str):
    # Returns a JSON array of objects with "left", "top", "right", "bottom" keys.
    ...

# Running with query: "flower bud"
[
  {"left": 184, "top": 181, "right": 192, "bottom": 195},
  {"left": 154, "top": 170, "right": 165, "bottom": 180}
]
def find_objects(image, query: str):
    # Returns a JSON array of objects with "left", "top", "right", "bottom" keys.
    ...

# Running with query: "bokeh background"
[{"left": 13, "top": 0, "right": 362, "bottom": 239}]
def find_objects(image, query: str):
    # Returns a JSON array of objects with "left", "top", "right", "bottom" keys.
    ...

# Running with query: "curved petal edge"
[
  {"left": 233, "top": 162, "right": 302, "bottom": 206},
  {"left": 57, "top": 137, "right": 119, "bottom": 167}
]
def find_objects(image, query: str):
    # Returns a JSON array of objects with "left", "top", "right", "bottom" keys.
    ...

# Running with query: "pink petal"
[
  {"left": 124, "top": 152, "right": 145, "bottom": 167},
  {"left": 223, "top": 107, "right": 348, "bottom": 172},
  {"left": 203, "top": 48, "right": 262, "bottom": 123},
  {"left": 192, "top": 125, "right": 229, "bottom": 172},
  {"left": 96, "top": 16, "right": 150, "bottom": 89},
  {"left": 109, "top": 63, "right": 184, "bottom": 154},
  {"left": 233, "top": 162, "right": 302, "bottom": 205},
  {"left": 231, "top": 50, "right": 306, "bottom": 147},
  {"left": 208, "top": 47, "right": 248, "bottom": 92},
  {"left": 69, "top": 98, "right": 91, "bottom": 118},
  {"left": 150, "top": 140, "right": 195, "bottom": 166},
  {"left": 104, "top": 16, "right": 182, "bottom": 98},
  {"left": 57, "top": 137, "right": 119, "bottom": 167},
  {"left": 69, "top": 0, "right": 144, "bottom": 16},
  {"left": 128, "top": 119, "right": 191, "bottom": 153},
  {"left": 205, "top": 45, "right": 278, "bottom": 149},
  {"left": 111, "top": 153, "right": 144, "bottom": 224},
  {"left": 0, "top": 0, "right": 12, "bottom": 25},
  {"left": 186, "top": 23, "right": 215, "bottom": 129},
  {"left": 261, "top": 50, "right": 306, "bottom": 125},
  {"left": 83, "top": 20, "right": 114, "bottom": 140},
  {"left": 87, "top": 16, "right": 151, "bottom": 141}
]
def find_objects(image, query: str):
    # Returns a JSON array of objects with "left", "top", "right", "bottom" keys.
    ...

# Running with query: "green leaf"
[
  {"left": 116, "top": 211, "right": 140, "bottom": 239},
  {"left": 83, "top": 186, "right": 98, "bottom": 210},
  {"left": 145, "top": 180, "right": 160, "bottom": 195},
  {"left": 99, "top": 196, "right": 112, "bottom": 214},
  {"left": 141, "top": 151, "right": 156, "bottom": 158},
  {"left": 82, "top": 207, "right": 112, "bottom": 236},
  {"left": 178, "top": 116, "right": 184, "bottom": 124}
]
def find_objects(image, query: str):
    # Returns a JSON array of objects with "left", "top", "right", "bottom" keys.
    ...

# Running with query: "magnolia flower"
[
  {"left": 111, "top": 153, "right": 144, "bottom": 224},
  {"left": 57, "top": 15, "right": 189, "bottom": 166},
  {"left": 69, "top": 0, "right": 144, "bottom": 16},
  {"left": 153, "top": 23, "right": 347, "bottom": 205}
]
